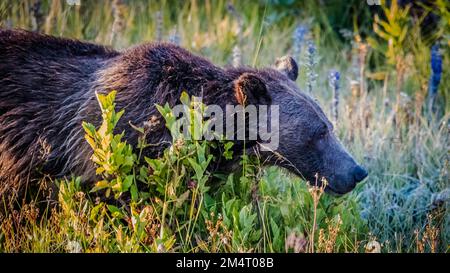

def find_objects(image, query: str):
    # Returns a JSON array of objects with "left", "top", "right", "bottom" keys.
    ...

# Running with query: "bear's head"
[{"left": 231, "top": 56, "right": 368, "bottom": 195}]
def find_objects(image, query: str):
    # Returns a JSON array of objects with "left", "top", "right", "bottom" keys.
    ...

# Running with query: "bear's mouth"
[{"left": 324, "top": 185, "right": 348, "bottom": 196}]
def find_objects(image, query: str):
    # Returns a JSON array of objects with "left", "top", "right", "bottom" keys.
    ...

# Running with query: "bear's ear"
[
  {"left": 234, "top": 73, "right": 271, "bottom": 105},
  {"left": 275, "top": 55, "right": 298, "bottom": 81}
]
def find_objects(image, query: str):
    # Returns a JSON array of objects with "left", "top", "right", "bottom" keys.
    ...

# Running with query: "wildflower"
[
  {"left": 328, "top": 70, "right": 340, "bottom": 124},
  {"left": 428, "top": 44, "right": 443, "bottom": 113},
  {"left": 66, "top": 240, "right": 82, "bottom": 253},
  {"left": 30, "top": 0, "right": 44, "bottom": 32},
  {"left": 187, "top": 180, "right": 197, "bottom": 190},
  {"left": 23, "top": 202, "right": 39, "bottom": 223},
  {"left": 227, "top": 2, "right": 243, "bottom": 68},
  {"left": 328, "top": 70, "right": 340, "bottom": 90},
  {"left": 308, "top": 175, "right": 327, "bottom": 252},
  {"left": 173, "top": 138, "right": 185, "bottom": 151},
  {"left": 157, "top": 243, "right": 166, "bottom": 253},
  {"left": 292, "top": 24, "right": 308, "bottom": 63},
  {"left": 318, "top": 216, "right": 342, "bottom": 253},
  {"left": 365, "top": 240, "right": 381, "bottom": 253},
  {"left": 226, "top": 1, "right": 243, "bottom": 42},
  {"left": 286, "top": 231, "right": 307, "bottom": 253},
  {"left": 168, "top": 27, "right": 181, "bottom": 46},
  {"left": 110, "top": 0, "right": 127, "bottom": 45},
  {"left": 232, "top": 45, "right": 242, "bottom": 68},
  {"left": 66, "top": 0, "right": 80, "bottom": 5},
  {"left": 75, "top": 191, "right": 85, "bottom": 201}
]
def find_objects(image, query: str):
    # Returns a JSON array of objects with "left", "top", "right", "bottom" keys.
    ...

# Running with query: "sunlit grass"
[{"left": 0, "top": 0, "right": 448, "bottom": 253}]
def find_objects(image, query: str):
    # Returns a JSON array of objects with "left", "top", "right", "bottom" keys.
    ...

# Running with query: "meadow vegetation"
[{"left": 0, "top": 0, "right": 448, "bottom": 253}]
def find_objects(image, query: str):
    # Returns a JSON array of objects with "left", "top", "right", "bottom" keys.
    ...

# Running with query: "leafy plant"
[{"left": 82, "top": 91, "right": 137, "bottom": 199}]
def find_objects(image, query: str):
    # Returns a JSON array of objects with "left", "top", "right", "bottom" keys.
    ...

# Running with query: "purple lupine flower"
[
  {"left": 428, "top": 44, "right": 443, "bottom": 112},
  {"left": 292, "top": 24, "right": 308, "bottom": 63},
  {"left": 307, "top": 40, "right": 316, "bottom": 55},
  {"left": 329, "top": 70, "right": 340, "bottom": 90},
  {"left": 329, "top": 70, "right": 340, "bottom": 123},
  {"left": 305, "top": 41, "right": 318, "bottom": 94}
]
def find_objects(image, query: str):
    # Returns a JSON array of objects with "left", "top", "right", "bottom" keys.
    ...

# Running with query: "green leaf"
[
  {"left": 82, "top": 122, "right": 96, "bottom": 137},
  {"left": 123, "top": 175, "right": 134, "bottom": 191},
  {"left": 84, "top": 134, "right": 96, "bottom": 149},
  {"left": 187, "top": 158, "right": 204, "bottom": 182},
  {"left": 107, "top": 204, "right": 124, "bottom": 218},
  {"left": 90, "top": 203, "right": 104, "bottom": 222},
  {"left": 130, "top": 183, "right": 138, "bottom": 201},
  {"left": 90, "top": 180, "right": 109, "bottom": 192},
  {"left": 180, "top": 91, "right": 190, "bottom": 106}
]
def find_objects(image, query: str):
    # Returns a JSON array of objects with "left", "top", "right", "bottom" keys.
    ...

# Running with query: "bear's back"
[
  {"left": 0, "top": 29, "right": 119, "bottom": 59},
  {"left": 0, "top": 29, "right": 120, "bottom": 115}
]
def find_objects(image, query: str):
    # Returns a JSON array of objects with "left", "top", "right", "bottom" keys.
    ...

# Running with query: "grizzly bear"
[{"left": 0, "top": 29, "right": 367, "bottom": 204}]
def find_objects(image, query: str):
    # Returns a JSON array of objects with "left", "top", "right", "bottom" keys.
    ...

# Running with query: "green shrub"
[{"left": 55, "top": 90, "right": 367, "bottom": 253}]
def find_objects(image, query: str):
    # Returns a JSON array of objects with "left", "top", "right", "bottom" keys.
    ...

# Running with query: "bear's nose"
[{"left": 353, "top": 165, "right": 368, "bottom": 183}]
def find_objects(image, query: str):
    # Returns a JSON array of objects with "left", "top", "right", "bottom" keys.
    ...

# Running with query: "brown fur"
[{"left": 0, "top": 29, "right": 367, "bottom": 206}]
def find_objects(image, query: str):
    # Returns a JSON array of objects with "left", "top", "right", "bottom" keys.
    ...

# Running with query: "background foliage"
[{"left": 0, "top": 0, "right": 448, "bottom": 253}]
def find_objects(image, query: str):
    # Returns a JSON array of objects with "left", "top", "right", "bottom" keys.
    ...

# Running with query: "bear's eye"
[
  {"left": 319, "top": 131, "right": 327, "bottom": 139},
  {"left": 316, "top": 129, "right": 328, "bottom": 140}
]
